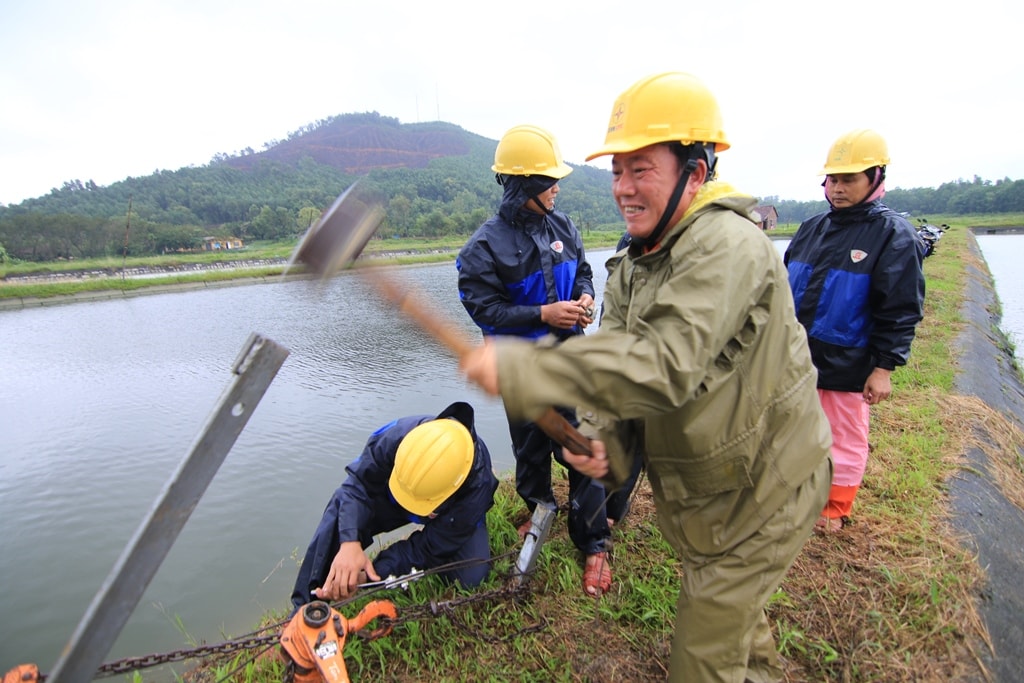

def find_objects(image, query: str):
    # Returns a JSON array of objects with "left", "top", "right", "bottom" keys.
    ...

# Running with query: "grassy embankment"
[{"left": 165, "top": 213, "right": 1024, "bottom": 682}]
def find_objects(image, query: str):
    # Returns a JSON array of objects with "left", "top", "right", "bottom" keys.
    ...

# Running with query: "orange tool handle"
[
  {"left": 369, "top": 272, "right": 593, "bottom": 457},
  {"left": 347, "top": 599, "right": 397, "bottom": 639}
]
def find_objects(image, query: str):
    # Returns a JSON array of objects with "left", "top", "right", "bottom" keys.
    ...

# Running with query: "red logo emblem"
[
  {"left": 550, "top": 240, "right": 564, "bottom": 254},
  {"left": 850, "top": 249, "right": 868, "bottom": 263}
]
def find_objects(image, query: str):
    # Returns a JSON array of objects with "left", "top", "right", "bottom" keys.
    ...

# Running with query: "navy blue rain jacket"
[
  {"left": 313, "top": 402, "right": 498, "bottom": 580},
  {"left": 456, "top": 195, "right": 594, "bottom": 340},
  {"left": 784, "top": 200, "right": 925, "bottom": 391}
]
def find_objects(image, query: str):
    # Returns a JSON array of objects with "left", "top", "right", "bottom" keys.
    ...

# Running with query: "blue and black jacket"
[
  {"left": 456, "top": 199, "right": 594, "bottom": 341},
  {"left": 784, "top": 200, "right": 926, "bottom": 392},
  {"left": 290, "top": 402, "right": 498, "bottom": 608}
]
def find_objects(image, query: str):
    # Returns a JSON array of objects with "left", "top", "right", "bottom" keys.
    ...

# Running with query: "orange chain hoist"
[
  {"left": 1, "top": 664, "right": 38, "bottom": 683},
  {"left": 280, "top": 600, "right": 397, "bottom": 683}
]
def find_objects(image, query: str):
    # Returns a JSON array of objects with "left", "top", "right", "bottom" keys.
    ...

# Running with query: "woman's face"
[
  {"left": 526, "top": 183, "right": 559, "bottom": 214},
  {"left": 824, "top": 172, "right": 871, "bottom": 208}
]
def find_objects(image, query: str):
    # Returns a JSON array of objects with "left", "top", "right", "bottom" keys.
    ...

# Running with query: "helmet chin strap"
[
  {"left": 529, "top": 193, "right": 554, "bottom": 215},
  {"left": 630, "top": 157, "right": 698, "bottom": 250}
]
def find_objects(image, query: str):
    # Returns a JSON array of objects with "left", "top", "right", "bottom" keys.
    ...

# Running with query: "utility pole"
[{"left": 121, "top": 197, "right": 133, "bottom": 281}]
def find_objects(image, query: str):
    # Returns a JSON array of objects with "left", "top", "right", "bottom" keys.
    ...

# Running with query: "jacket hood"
[
  {"left": 685, "top": 180, "right": 758, "bottom": 218},
  {"left": 653, "top": 180, "right": 758, "bottom": 250},
  {"left": 497, "top": 175, "right": 558, "bottom": 222},
  {"left": 434, "top": 401, "right": 478, "bottom": 440}
]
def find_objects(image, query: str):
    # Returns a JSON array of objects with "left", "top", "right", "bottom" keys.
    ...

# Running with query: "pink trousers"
[{"left": 817, "top": 389, "right": 870, "bottom": 518}]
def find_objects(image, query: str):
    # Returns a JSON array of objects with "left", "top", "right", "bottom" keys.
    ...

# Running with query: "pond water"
[
  {"left": 0, "top": 252, "right": 618, "bottom": 675},
  {"left": 3, "top": 231, "right": 1021, "bottom": 676}
]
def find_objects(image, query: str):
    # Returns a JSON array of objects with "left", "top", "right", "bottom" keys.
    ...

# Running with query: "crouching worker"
[{"left": 290, "top": 401, "right": 499, "bottom": 611}]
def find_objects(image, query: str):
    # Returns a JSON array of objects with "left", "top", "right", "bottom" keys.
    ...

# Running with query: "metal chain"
[
  {"left": 38, "top": 561, "right": 543, "bottom": 681},
  {"left": 35, "top": 634, "right": 281, "bottom": 681},
  {"left": 380, "top": 579, "right": 532, "bottom": 628}
]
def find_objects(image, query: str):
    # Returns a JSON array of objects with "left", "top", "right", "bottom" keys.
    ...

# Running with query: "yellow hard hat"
[
  {"left": 389, "top": 419, "right": 474, "bottom": 516},
  {"left": 819, "top": 129, "right": 890, "bottom": 175},
  {"left": 586, "top": 72, "right": 730, "bottom": 161},
  {"left": 492, "top": 124, "right": 573, "bottom": 179}
]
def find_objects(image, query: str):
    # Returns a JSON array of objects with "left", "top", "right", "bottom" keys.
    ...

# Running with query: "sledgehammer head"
[{"left": 286, "top": 180, "right": 385, "bottom": 280}]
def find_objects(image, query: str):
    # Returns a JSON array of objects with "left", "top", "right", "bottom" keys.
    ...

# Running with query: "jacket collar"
[
  {"left": 628, "top": 181, "right": 756, "bottom": 257},
  {"left": 828, "top": 199, "right": 885, "bottom": 225}
]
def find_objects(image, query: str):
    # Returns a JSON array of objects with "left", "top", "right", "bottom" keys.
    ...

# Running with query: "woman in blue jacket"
[
  {"left": 456, "top": 125, "right": 612, "bottom": 596},
  {"left": 785, "top": 129, "right": 926, "bottom": 532},
  {"left": 290, "top": 401, "right": 498, "bottom": 610}
]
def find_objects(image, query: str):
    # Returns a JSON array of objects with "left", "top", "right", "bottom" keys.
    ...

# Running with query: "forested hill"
[
  {"left": 0, "top": 112, "right": 628, "bottom": 261},
  {"left": 1, "top": 111, "right": 1023, "bottom": 262}
]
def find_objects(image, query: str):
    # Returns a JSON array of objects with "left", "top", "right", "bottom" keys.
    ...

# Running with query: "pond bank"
[
  {"left": 949, "top": 233, "right": 1024, "bottom": 681},
  {"left": 0, "top": 250, "right": 453, "bottom": 311},
  {"left": 0, "top": 273, "right": 291, "bottom": 310}
]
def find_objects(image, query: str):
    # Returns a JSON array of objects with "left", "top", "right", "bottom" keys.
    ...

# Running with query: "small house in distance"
[
  {"left": 753, "top": 205, "right": 778, "bottom": 231},
  {"left": 202, "top": 236, "right": 244, "bottom": 251}
]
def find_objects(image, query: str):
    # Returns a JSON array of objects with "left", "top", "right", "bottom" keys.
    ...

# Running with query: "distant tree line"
[
  {"left": 1, "top": 111, "right": 1022, "bottom": 264},
  {"left": 761, "top": 175, "right": 1024, "bottom": 225},
  {"left": 0, "top": 143, "right": 623, "bottom": 262}
]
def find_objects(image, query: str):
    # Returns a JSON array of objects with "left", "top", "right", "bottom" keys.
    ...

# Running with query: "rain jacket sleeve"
[
  {"left": 867, "top": 217, "right": 925, "bottom": 370},
  {"left": 332, "top": 421, "right": 405, "bottom": 546},
  {"left": 456, "top": 219, "right": 545, "bottom": 335}
]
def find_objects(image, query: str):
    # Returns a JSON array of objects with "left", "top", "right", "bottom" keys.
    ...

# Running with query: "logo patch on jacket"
[
  {"left": 550, "top": 240, "right": 564, "bottom": 254},
  {"left": 850, "top": 249, "right": 868, "bottom": 263}
]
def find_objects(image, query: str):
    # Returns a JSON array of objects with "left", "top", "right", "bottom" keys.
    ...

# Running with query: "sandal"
[
  {"left": 583, "top": 552, "right": 612, "bottom": 596},
  {"left": 814, "top": 515, "right": 845, "bottom": 534}
]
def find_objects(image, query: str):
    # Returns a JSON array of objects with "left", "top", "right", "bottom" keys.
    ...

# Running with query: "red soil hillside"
[{"left": 224, "top": 114, "right": 472, "bottom": 174}]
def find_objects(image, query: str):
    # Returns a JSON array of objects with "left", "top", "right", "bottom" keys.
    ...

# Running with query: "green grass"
[{"left": 14, "top": 214, "right": 1024, "bottom": 682}]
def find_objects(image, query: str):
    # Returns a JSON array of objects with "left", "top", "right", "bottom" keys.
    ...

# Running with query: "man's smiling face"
[{"left": 611, "top": 144, "right": 682, "bottom": 240}]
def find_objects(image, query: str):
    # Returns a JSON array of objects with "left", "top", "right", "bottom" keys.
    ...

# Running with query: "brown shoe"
[{"left": 583, "top": 552, "right": 612, "bottom": 596}]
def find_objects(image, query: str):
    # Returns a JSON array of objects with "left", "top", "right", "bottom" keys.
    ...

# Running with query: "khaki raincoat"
[{"left": 495, "top": 181, "right": 832, "bottom": 682}]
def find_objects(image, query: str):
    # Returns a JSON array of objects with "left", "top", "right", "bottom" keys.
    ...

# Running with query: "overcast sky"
[{"left": 2, "top": 0, "right": 1021, "bottom": 207}]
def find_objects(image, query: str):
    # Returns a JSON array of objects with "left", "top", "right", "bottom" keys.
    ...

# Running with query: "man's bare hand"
[
  {"left": 563, "top": 439, "right": 609, "bottom": 479},
  {"left": 573, "top": 294, "right": 596, "bottom": 329},
  {"left": 460, "top": 340, "right": 500, "bottom": 396},
  {"left": 863, "top": 367, "right": 892, "bottom": 405},
  {"left": 542, "top": 300, "right": 590, "bottom": 330},
  {"left": 315, "top": 541, "right": 380, "bottom": 600}
]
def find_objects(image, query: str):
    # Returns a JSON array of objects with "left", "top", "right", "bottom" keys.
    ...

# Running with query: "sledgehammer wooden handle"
[{"left": 370, "top": 273, "right": 593, "bottom": 457}]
